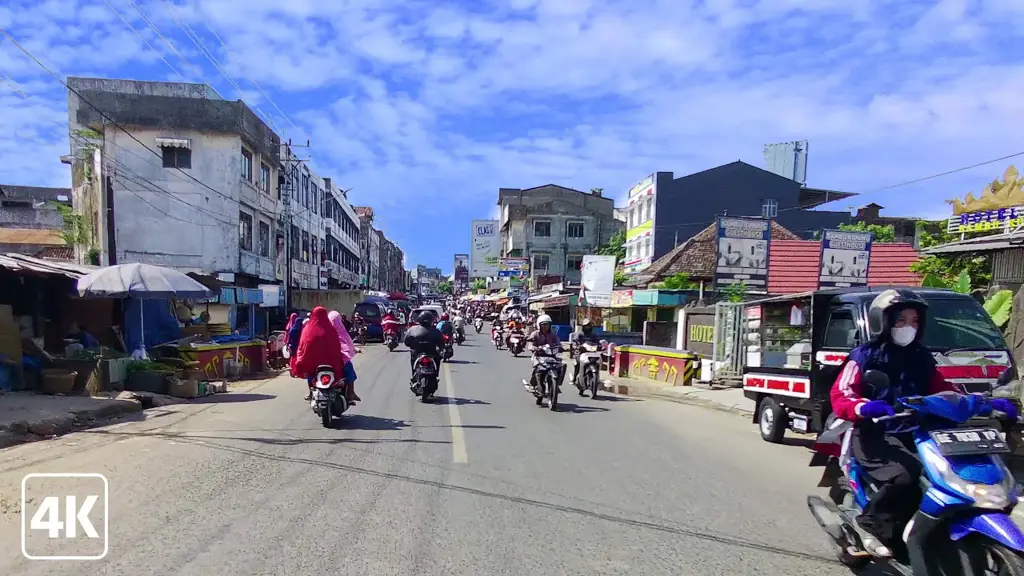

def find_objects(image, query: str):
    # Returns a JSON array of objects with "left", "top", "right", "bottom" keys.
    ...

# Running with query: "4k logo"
[{"left": 21, "top": 473, "right": 109, "bottom": 560}]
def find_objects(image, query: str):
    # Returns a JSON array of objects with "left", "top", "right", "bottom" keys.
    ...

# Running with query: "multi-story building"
[
  {"left": 66, "top": 77, "right": 281, "bottom": 288},
  {"left": 621, "top": 161, "right": 853, "bottom": 274},
  {"left": 0, "top": 185, "right": 73, "bottom": 259},
  {"left": 322, "top": 178, "right": 361, "bottom": 288},
  {"left": 497, "top": 185, "right": 622, "bottom": 285},
  {"left": 375, "top": 233, "right": 405, "bottom": 293},
  {"left": 413, "top": 265, "right": 442, "bottom": 296},
  {"left": 354, "top": 207, "right": 378, "bottom": 290},
  {"left": 279, "top": 145, "right": 324, "bottom": 290}
]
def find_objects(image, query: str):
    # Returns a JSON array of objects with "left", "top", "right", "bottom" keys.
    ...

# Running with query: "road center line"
[{"left": 443, "top": 362, "right": 469, "bottom": 464}]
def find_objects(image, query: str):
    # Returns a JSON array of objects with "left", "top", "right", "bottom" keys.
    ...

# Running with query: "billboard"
[
  {"left": 819, "top": 230, "right": 871, "bottom": 288},
  {"left": 579, "top": 255, "right": 616, "bottom": 307},
  {"left": 470, "top": 220, "right": 500, "bottom": 277},
  {"left": 713, "top": 217, "right": 770, "bottom": 291},
  {"left": 763, "top": 140, "right": 808, "bottom": 184},
  {"left": 454, "top": 254, "right": 469, "bottom": 292},
  {"left": 498, "top": 257, "right": 529, "bottom": 278}
]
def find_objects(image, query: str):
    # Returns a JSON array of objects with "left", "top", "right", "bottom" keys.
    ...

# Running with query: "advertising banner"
[
  {"left": 611, "top": 290, "right": 634, "bottom": 308},
  {"left": 819, "top": 230, "right": 872, "bottom": 288},
  {"left": 714, "top": 217, "right": 770, "bottom": 291},
  {"left": 318, "top": 266, "right": 329, "bottom": 290},
  {"left": 579, "top": 255, "right": 616, "bottom": 307},
  {"left": 498, "top": 257, "right": 530, "bottom": 278},
  {"left": 470, "top": 220, "right": 499, "bottom": 277},
  {"left": 454, "top": 254, "right": 469, "bottom": 291}
]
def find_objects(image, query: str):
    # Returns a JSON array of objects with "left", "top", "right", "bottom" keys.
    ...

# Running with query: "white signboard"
[
  {"left": 579, "top": 255, "right": 616, "bottom": 307},
  {"left": 470, "top": 220, "right": 500, "bottom": 277},
  {"left": 318, "top": 266, "right": 329, "bottom": 290},
  {"left": 819, "top": 230, "right": 871, "bottom": 288}
]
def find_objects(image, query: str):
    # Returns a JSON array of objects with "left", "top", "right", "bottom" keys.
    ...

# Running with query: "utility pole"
[{"left": 279, "top": 139, "right": 310, "bottom": 313}]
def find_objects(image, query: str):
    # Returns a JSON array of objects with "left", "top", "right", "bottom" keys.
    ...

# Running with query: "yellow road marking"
[{"left": 442, "top": 362, "right": 469, "bottom": 464}]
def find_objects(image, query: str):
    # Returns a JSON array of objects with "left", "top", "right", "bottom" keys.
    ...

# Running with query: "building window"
[
  {"left": 258, "top": 220, "right": 270, "bottom": 257},
  {"left": 302, "top": 231, "right": 310, "bottom": 262},
  {"left": 534, "top": 220, "right": 551, "bottom": 237},
  {"left": 301, "top": 174, "right": 310, "bottom": 208},
  {"left": 259, "top": 163, "right": 270, "bottom": 194},
  {"left": 645, "top": 198, "right": 653, "bottom": 222},
  {"left": 239, "top": 211, "right": 253, "bottom": 251},
  {"left": 567, "top": 255, "right": 583, "bottom": 271},
  {"left": 566, "top": 221, "right": 584, "bottom": 238},
  {"left": 161, "top": 147, "right": 191, "bottom": 169},
  {"left": 762, "top": 198, "right": 778, "bottom": 218},
  {"left": 533, "top": 253, "right": 550, "bottom": 272},
  {"left": 312, "top": 235, "right": 319, "bottom": 264},
  {"left": 311, "top": 187, "right": 318, "bottom": 216},
  {"left": 241, "top": 148, "right": 253, "bottom": 182},
  {"left": 290, "top": 225, "right": 301, "bottom": 259}
]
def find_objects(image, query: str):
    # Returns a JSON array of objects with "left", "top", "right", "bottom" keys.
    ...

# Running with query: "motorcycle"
[
  {"left": 442, "top": 334, "right": 454, "bottom": 362},
  {"left": 411, "top": 353, "right": 439, "bottom": 402},
  {"left": 807, "top": 370, "right": 1024, "bottom": 575},
  {"left": 456, "top": 326, "right": 465, "bottom": 346},
  {"left": 574, "top": 341, "right": 605, "bottom": 399},
  {"left": 474, "top": 318, "right": 483, "bottom": 333},
  {"left": 508, "top": 329, "right": 526, "bottom": 357},
  {"left": 356, "top": 324, "right": 368, "bottom": 346},
  {"left": 384, "top": 330, "right": 399, "bottom": 351},
  {"left": 310, "top": 364, "right": 353, "bottom": 428},
  {"left": 523, "top": 344, "right": 563, "bottom": 411},
  {"left": 493, "top": 327, "right": 505, "bottom": 350}
]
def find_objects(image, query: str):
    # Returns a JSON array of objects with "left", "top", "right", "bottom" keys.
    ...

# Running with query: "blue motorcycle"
[{"left": 808, "top": 370, "right": 1024, "bottom": 575}]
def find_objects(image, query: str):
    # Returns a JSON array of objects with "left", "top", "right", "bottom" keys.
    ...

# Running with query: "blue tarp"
[{"left": 124, "top": 298, "right": 182, "bottom": 351}]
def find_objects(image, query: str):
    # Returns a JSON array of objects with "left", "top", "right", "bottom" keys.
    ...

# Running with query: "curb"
[
  {"left": 601, "top": 380, "right": 754, "bottom": 417},
  {"left": 0, "top": 397, "right": 144, "bottom": 450}
]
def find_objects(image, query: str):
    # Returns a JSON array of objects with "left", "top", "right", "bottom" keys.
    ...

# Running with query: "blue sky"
[{"left": 2, "top": 0, "right": 1024, "bottom": 272}]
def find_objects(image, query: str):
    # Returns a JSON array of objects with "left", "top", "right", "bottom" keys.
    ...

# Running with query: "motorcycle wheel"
[
  {"left": 548, "top": 373, "right": 559, "bottom": 411},
  {"left": 420, "top": 377, "right": 432, "bottom": 403},
  {"left": 320, "top": 400, "right": 333, "bottom": 428},
  {"left": 959, "top": 535, "right": 1024, "bottom": 575},
  {"left": 588, "top": 370, "right": 599, "bottom": 399}
]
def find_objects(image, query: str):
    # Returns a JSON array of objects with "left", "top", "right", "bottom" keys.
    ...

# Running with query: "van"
[{"left": 353, "top": 300, "right": 386, "bottom": 341}]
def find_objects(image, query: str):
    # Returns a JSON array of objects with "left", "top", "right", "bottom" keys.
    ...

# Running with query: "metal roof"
[
  {"left": 922, "top": 232, "right": 1024, "bottom": 255},
  {"left": 0, "top": 253, "right": 99, "bottom": 278}
]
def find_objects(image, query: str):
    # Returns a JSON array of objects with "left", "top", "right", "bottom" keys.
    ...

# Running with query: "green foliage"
[
  {"left": 984, "top": 290, "right": 1014, "bottom": 328},
  {"left": 470, "top": 278, "right": 486, "bottom": 291},
  {"left": 838, "top": 221, "right": 896, "bottom": 243},
  {"left": 722, "top": 282, "right": 747, "bottom": 303},
  {"left": 437, "top": 280, "right": 453, "bottom": 295},
  {"left": 87, "top": 248, "right": 101, "bottom": 266},
  {"left": 910, "top": 221, "right": 991, "bottom": 290},
  {"left": 597, "top": 229, "right": 626, "bottom": 263},
  {"left": 650, "top": 272, "right": 699, "bottom": 290},
  {"left": 613, "top": 270, "right": 628, "bottom": 287},
  {"left": 51, "top": 202, "right": 90, "bottom": 248}
]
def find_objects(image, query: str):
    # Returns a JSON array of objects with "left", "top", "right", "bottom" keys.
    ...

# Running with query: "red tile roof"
[{"left": 767, "top": 240, "right": 921, "bottom": 294}]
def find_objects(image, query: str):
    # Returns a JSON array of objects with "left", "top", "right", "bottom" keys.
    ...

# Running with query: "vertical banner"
[
  {"left": 819, "top": 230, "right": 872, "bottom": 288},
  {"left": 714, "top": 217, "right": 770, "bottom": 291},
  {"left": 454, "top": 253, "right": 469, "bottom": 292},
  {"left": 579, "top": 255, "right": 616, "bottom": 307},
  {"left": 470, "top": 220, "right": 500, "bottom": 277}
]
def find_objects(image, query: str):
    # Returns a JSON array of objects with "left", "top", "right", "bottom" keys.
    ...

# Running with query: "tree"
[
  {"left": 910, "top": 221, "right": 991, "bottom": 291},
  {"left": 470, "top": 278, "right": 486, "bottom": 291},
  {"left": 613, "top": 270, "right": 628, "bottom": 287},
  {"left": 649, "top": 272, "right": 699, "bottom": 290},
  {"left": 838, "top": 221, "right": 895, "bottom": 243},
  {"left": 597, "top": 229, "right": 626, "bottom": 263},
  {"left": 437, "top": 281, "right": 453, "bottom": 295}
]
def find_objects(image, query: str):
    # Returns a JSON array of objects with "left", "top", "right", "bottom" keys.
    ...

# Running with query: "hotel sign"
[{"left": 947, "top": 206, "right": 1024, "bottom": 234}]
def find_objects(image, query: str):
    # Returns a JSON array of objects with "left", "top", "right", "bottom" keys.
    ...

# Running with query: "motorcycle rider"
[
  {"left": 829, "top": 288, "right": 1019, "bottom": 557},
  {"left": 404, "top": 310, "right": 444, "bottom": 383},
  {"left": 569, "top": 318, "right": 602, "bottom": 386},
  {"left": 437, "top": 313, "right": 455, "bottom": 339},
  {"left": 453, "top": 311, "right": 466, "bottom": 341},
  {"left": 526, "top": 314, "right": 563, "bottom": 392},
  {"left": 381, "top": 309, "right": 402, "bottom": 343}
]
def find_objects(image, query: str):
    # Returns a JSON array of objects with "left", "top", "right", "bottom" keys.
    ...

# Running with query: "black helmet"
[
  {"left": 867, "top": 288, "right": 928, "bottom": 341},
  {"left": 418, "top": 310, "right": 435, "bottom": 326}
]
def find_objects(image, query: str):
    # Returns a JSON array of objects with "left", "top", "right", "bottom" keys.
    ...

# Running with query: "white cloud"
[{"left": 1, "top": 0, "right": 1023, "bottom": 266}]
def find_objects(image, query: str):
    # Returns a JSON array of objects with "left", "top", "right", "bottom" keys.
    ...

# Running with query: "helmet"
[
  {"left": 418, "top": 311, "right": 435, "bottom": 326},
  {"left": 868, "top": 288, "right": 928, "bottom": 341},
  {"left": 537, "top": 314, "right": 553, "bottom": 328},
  {"left": 442, "top": 313, "right": 450, "bottom": 321},
  {"left": 580, "top": 318, "right": 593, "bottom": 328}
]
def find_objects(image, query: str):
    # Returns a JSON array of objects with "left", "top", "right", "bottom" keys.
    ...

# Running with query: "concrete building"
[
  {"left": 322, "top": 178, "right": 361, "bottom": 288},
  {"left": 621, "top": 161, "right": 854, "bottom": 274},
  {"left": 497, "top": 185, "right": 622, "bottom": 285},
  {"left": 280, "top": 144, "right": 323, "bottom": 290},
  {"left": 66, "top": 77, "right": 281, "bottom": 287},
  {"left": 413, "top": 265, "right": 442, "bottom": 296},
  {"left": 376, "top": 232, "right": 405, "bottom": 293},
  {"left": 354, "top": 207, "right": 379, "bottom": 289},
  {"left": 0, "top": 185, "right": 72, "bottom": 258}
]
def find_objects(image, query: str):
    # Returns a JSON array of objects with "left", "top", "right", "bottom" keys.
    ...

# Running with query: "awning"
[
  {"left": 923, "top": 231, "right": 1024, "bottom": 255},
  {"left": 0, "top": 253, "right": 98, "bottom": 279},
  {"left": 155, "top": 137, "right": 191, "bottom": 149}
]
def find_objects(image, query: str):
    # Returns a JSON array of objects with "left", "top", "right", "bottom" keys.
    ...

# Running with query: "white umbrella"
[{"left": 77, "top": 263, "right": 213, "bottom": 353}]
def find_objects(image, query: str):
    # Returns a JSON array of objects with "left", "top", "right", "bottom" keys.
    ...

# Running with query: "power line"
[{"left": 101, "top": 0, "right": 184, "bottom": 78}]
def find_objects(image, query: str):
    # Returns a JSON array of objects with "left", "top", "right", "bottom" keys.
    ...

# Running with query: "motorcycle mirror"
[{"left": 862, "top": 370, "right": 890, "bottom": 395}]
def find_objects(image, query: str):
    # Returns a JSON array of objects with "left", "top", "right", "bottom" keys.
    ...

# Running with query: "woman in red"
[{"left": 294, "top": 307, "right": 344, "bottom": 400}]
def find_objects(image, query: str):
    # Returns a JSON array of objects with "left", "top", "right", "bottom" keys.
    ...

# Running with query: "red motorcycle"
[{"left": 442, "top": 334, "right": 454, "bottom": 362}]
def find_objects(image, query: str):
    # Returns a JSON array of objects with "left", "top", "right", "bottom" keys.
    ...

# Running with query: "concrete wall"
[
  {"left": 0, "top": 207, "right": 63, "bottom": 229},
  {"left": 292, "top": 289, "right": 365, "bottom": 314}
]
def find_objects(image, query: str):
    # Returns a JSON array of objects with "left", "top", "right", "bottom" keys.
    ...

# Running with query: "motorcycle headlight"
[{"left": 922, "top": 446, "right": 1017, "bottom": 509}]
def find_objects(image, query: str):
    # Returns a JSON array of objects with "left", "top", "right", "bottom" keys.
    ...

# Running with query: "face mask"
[{"left": 890, "top": 326, "right": 917, "bottom": 346}]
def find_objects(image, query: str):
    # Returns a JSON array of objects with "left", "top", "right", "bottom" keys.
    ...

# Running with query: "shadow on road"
[
  {"left": 555, "top": 403, "right": 609, "bottom": 414},
  {"left": 192, "top": 393, "right": 277, "bottom": 404},
  {"left": 591, "top": 394, "right": 638, "bottom": 402},
  {"left": 75, "top": 428, "right": 449, "bottom": 446},
  {"left": 342, "top": 415, "right": 411, "bottom": 431},
  {"left": 162, "top": 435, "right": 838, "bottom": 566},
  {"left": 436, "top": 396, "right": 490, "bottom": 406},
  {"left": 446, "top": 359, "right": 478, "bottom": 365}
]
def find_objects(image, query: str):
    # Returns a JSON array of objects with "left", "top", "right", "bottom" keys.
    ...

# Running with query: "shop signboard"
[
  {"left": 947, "top": 206, "right": 1024, "bottom": 234},
  {"left": 471, "top": 220, "right": 500, "bottom": 277},
  {"left": 683, "top": 309, "right": 716, "bottom": 358},
  {"left": 713, "top": 217, "right": 770, "bottom": 291},
  {"left": 499, "top": 257, "right": 530, "bottom": 278},
  {"left": 818, "top": 229, "right": 872, "bottom": 288},
  {"left": 611, "top": 290, "right": 634, "bottom": 308},
  {"left": 579, "top": 255, "right": 615, "bottom": 307}
]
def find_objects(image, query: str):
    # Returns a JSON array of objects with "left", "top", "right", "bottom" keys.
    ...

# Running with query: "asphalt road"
[{"left": 0, "top": 332, "right": 864, "bottom": 575}]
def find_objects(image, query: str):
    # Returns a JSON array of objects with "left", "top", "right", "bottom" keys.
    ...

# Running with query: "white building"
[{"left": 322, "top": 178, "right": 361, "bottom": 288}]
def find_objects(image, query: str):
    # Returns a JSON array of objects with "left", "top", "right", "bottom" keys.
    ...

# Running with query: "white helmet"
[{"left": 536, "top": 314, "right": 553, "bottom": 328}]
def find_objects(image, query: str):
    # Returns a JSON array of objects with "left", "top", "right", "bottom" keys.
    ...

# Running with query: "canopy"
[{"left": 77, "top": 263, "right": 213, "bottom": 299}]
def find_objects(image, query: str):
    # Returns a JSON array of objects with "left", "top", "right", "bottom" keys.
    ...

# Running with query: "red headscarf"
[{"left": 294, "top": 307, "right": 343, "bottom": 378}]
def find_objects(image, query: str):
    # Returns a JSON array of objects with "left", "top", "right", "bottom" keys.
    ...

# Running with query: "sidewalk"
[{"left": 600, "top": 374, "right": 754, "bottom": 415}]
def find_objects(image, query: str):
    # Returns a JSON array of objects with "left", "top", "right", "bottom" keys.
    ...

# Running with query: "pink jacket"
[{"left": 328, "top": 310, "right": 357, "bottom": 363}]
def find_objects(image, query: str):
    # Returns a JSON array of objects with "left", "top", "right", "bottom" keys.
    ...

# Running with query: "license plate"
[
  {"left": 510, "top": 338, "right": 520, "bottom": 343},
  {"left": 930, "top": 427, "right": 1010, "bottom": 456},
  {"left": 791, "top": 418, "right": 808, "bottom": 432}
]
